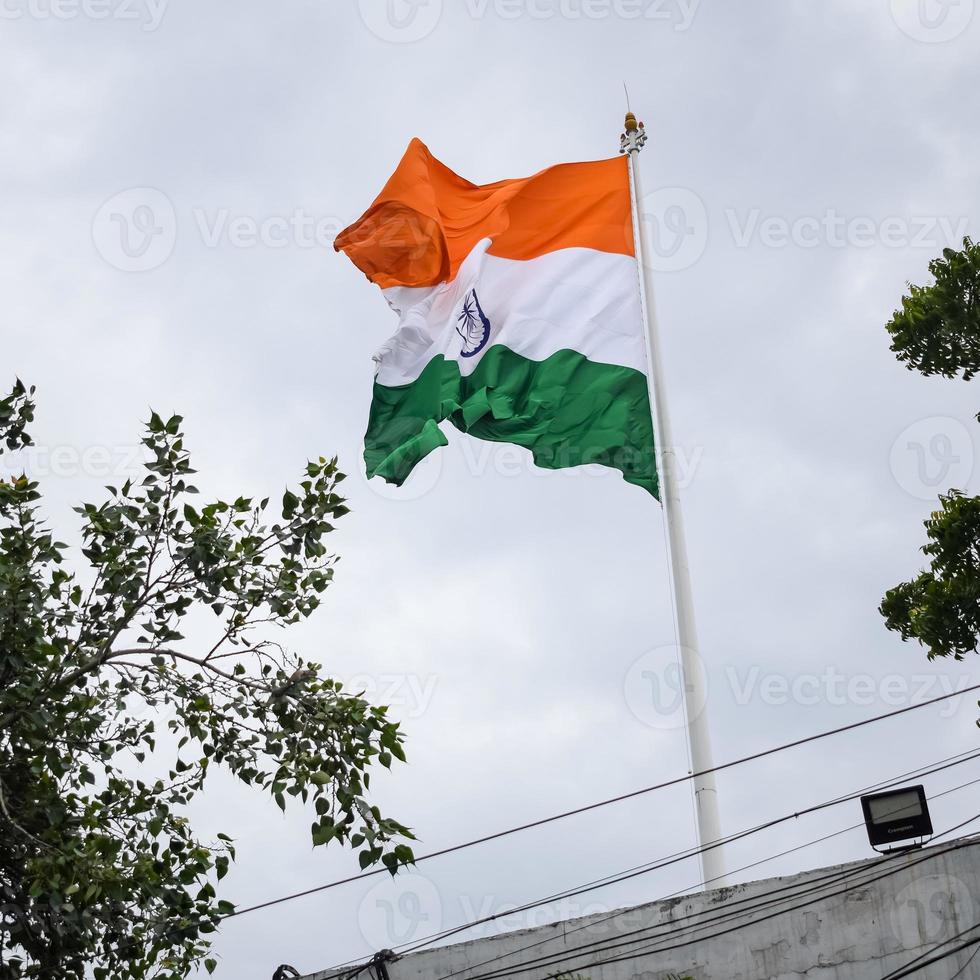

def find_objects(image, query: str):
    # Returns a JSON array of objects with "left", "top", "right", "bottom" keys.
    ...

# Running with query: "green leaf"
[{"left": 0, "top": 384, "right": 410, "bottom": 979}]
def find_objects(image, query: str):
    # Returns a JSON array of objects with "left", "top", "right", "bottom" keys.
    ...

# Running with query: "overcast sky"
[{"left": 3, "top": 1, "right": 980, "bottom": 978}]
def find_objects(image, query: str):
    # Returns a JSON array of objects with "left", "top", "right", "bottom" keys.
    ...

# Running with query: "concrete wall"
[{"left": 304, "top": 838, "right": 980, "bottom": 980}]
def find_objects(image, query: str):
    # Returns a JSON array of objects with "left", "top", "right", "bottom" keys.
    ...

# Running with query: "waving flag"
[{"left": 334, "top": 138, "right": 658, "bottom": 497}]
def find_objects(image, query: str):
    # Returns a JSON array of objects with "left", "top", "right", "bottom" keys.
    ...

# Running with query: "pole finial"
[{"left": 619, "top": 112, "right": 647, "bottom": 154}]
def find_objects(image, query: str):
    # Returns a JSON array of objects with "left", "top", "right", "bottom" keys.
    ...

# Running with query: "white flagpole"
[{"left": 621, "top": 112, "right": 726, "bottom": 888}]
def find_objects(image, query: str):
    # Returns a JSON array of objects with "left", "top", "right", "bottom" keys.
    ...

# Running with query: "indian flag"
[{"left": 334, "top": 138, "right": 659, "bottom": 498}]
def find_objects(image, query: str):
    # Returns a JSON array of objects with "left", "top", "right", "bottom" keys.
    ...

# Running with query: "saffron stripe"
[{"left": 335, "top": 139, "right": 633, "bottom": 289}]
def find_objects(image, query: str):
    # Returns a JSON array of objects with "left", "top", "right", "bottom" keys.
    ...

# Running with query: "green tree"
[
  {"left": 0, "top": 381, "right": 414, "bottom": 980},
  {"left": 886, "top": 237, "right": 980, "bottom": 382},
  {"left": 881, "top": 238, "right": 980, "bottom": 659}
]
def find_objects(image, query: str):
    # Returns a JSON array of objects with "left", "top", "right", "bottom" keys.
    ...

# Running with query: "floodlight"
[{"left": 861, "top": 785, "right": 933, "bottom": 852}]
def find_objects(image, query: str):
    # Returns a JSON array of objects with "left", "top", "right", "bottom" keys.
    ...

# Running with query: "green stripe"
[{"left": 364, "top": 346, "right": 658, "bottom": 498}]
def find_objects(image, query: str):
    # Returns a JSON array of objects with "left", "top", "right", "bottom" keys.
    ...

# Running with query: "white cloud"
[{"left": 2, "top": 4, "right": 979, "bottom": 978}]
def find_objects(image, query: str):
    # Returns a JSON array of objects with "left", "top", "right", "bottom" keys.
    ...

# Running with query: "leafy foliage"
[
  {"left": 881, "top": 492, "right": 980, "bottom": 660},
  {"left": 882, "top": 238, "right": 980, "bottom": 664},
  {"left": 0, "top": 382, "right": 414, "bottom": 979},
  {"left": 886, "top": 237, "right": 980, "bottom": 381}
]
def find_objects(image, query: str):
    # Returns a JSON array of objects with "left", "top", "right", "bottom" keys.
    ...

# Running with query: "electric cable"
[
  {"left": 879, "top": 923, "right": 980, "bottom": 980},
  {"left": 318, "top": 758, "right": 980, "bottom": 980},
  {"left": 421, "top": 765, "right": 980, "bottom": 980},
  {"left": 395, "top": 751, "right": 980, "bottom": 959},
  {"left": 229, "top": 680, "right": 980, "bottom": 919},
  {"left": 878, "top": 920, "right": 980, "bottom": 980},
  {"left": 456, "top": 855, "right": 894, "bottom": 980},
  {"left": 514, "top": 819, "right": 980, "bottom": 980},
  {"left": 453, "top": 815, "right": 980, "bottom": 980},
  {"left": 949, "top": 940, "right": 980, "bottom": 980}
]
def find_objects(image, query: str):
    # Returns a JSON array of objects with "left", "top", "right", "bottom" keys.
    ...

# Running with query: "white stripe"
[{"left": 374, "top": 241, "right": 647, "bottom": 387}]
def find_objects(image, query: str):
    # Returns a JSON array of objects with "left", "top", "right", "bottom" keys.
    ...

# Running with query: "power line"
[
  {"left": 895, "top": 937, "right": 980, "bottom": 980},
  {"left": 304, "top": 754, "right": 980, "bottom": 979},
  {"left": 879, "top": 923, "right": 980, "bottom": 980},
  {"left": 449, "top": 856, "right": 885, "bottom": 980},
  {"left": 318, "top": 757, "right": 980, "bottom": 980},
  {"left": 949, "top": 941, "right": 980, "bottom": 980},
  {"left": 878, "top": 920, "right": 980, "bottom": 980},
  {"left": 512, "top": 827, "right": 980, "bottom": 980},
  {"left": 498, "top": 828, "right": 980, "bottom": 980},
  {"left": 394, "top": 751, "right": 980, "bottom": 960},
  {"left": 418, "top": 763, "right": 980, "bottom": 980},
  {"left": 324, "top": 818, "right": 873, "bottom": 980},
  {"left": 230, "top": 679, "right": 980, "bottom": 919},
  {"left": 451, "top": 814, "right": 980, "bottom": 980},
  {"left": 453, "top": 824, "right": 980, "bottom": 980},
  {"left": 324, "top": 851, "right": 891, "bottom": 980}
]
